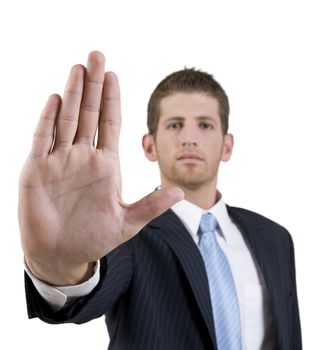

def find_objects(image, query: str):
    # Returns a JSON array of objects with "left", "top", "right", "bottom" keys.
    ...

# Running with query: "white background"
[{"left": 1, "top": 0, "right": 330, "bottom": 348}]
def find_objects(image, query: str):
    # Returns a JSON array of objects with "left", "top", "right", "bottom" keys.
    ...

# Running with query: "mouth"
[{"left": 177, "top": 154, "right": 204, "bottom": 161}]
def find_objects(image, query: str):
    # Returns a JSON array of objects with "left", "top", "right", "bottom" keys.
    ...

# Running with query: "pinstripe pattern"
[
  {"left": 25, "top": 206, "right": 302, "bottom": 350},
  {"left": 199, "top": 213, "right": 242, "bottom": 349}
]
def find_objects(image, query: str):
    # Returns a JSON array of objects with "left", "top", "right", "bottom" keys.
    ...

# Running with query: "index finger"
[{"left": 96, "top": 71, "right": 121, "bottom": 152}]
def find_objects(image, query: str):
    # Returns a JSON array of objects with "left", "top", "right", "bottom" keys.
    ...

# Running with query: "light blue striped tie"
[{"left": 199, "top": 213, "right": 242, "bottom": 350}]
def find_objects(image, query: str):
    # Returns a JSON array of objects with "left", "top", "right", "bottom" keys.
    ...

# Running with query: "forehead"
[{"left": 159, "top": 92, "right": 219, "bottom": 119}]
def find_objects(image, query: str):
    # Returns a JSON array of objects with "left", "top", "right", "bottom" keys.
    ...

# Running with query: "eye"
[
  {"left": 168, "top": 122, "right": 183, "bottom": 129},
  {"left": 199, "top": 122, "right": 213, "bottom": 130}
]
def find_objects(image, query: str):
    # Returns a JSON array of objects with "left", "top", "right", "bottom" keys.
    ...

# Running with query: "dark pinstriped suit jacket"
[{"left": 25, "top": 206, "right": 302, "bottom": 349}]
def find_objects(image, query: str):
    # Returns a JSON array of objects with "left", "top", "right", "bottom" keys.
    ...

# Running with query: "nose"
[
  {"left": 180, "top": 122, "right": 198, "bottom": 147},
  {"left": 182, "top": 140, "right": 197, "bottom": 147}
]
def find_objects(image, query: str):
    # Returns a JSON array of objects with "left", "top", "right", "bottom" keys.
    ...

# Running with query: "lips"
[{"left": 177, "top": 154, "right": 204, "bottom": 161}]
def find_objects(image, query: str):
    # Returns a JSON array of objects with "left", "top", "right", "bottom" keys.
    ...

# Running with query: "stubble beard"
[{"left": 161, "top": 162, "right": 218, "bottom": 191}]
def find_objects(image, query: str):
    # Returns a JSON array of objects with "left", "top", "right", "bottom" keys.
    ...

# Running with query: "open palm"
[{"left": 18, "top": 52, "right": 183, "bottom": 285}]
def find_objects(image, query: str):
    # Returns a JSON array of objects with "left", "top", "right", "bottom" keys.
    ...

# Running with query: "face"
[{"left": 143, "top": 92, "right": 233, "bottom": 190}]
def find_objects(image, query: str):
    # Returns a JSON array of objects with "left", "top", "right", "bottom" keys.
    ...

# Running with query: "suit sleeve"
[
  {"left": 288, "top": 233, "right": 302, "bottom": 350},
  {"left": 25, "top": 242, "right": 133, "bottom": 325}
]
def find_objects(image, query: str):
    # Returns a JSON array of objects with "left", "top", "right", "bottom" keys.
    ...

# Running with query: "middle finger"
[{"left": 75, "top": 51, "right": 105, "bottom": 146}]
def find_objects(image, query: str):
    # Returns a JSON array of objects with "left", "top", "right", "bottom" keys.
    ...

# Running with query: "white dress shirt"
[{"left": 26, "top": 198, "right": 275, "bottom": 349}]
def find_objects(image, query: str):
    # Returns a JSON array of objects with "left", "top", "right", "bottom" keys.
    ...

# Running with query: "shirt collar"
[{"left": 171, "top": 195, "right": 233, "bottom": 243}]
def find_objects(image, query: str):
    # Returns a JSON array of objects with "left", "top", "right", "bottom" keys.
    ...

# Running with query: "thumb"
[{"left": 124, "top": 187, "right": 184, "bottom": 237}]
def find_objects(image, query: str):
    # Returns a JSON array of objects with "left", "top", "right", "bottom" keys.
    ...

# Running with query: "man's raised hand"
[{"left": 18, "top": 51, "right": 183, "bottom": 286}]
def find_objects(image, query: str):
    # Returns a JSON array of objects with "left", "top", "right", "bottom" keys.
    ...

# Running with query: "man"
[{"left": 20, "top": 51, "right": 302, "bottom": 349}]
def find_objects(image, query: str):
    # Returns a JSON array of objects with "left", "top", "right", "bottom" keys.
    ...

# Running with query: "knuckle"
[
  {"left": 30, "top": 151, "right": 48, "bottom": 160},
  {"left": 86, "top": 78, "right": 103, "bottom": 86},
  {"left": 57, "top": 141, "right": 71, "bottom": 148},
  {"left": 100, "top": 118, "right": 121, "bottom": 127},
  {"left": 145, "top": 196, "right": 159, "bottom": 216},
  {"left": 76, "top": 135, "right": 94, "bottom": 145},
  {"left": 82, "top": 104, "right": 100, "bottom": 113},
  {"left": 65, "top": 89, "right": 82, "bottom": 97},
  {"left": 33, "top": 132, "right": 53, "bottom": 140},
  {"left": 60, "top": 115, "right": 78, "bottom": 123}
]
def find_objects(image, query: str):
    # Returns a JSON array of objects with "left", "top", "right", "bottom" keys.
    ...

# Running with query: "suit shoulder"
[{"left": 227, "top": 205, "right": 291, "bottom": 238}]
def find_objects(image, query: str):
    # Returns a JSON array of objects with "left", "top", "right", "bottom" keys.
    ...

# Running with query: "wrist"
[{"left": 25, "top": 256, "right": 95, "bottom": 286}]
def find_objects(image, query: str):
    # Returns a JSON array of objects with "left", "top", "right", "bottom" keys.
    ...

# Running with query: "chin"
[
  {"left": 171, "top": 166, "right": 218, "bottom": 189},
  {"left": 161, "top": 166, "right": 214, "bottom": 189},
  {"left": 173, "top": 174, "right": 207, "bottom": 190}
]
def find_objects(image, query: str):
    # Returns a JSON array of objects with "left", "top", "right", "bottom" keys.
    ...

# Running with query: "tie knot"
[{"left": 199, "top": 213, "right": 218, "bottom": 234}]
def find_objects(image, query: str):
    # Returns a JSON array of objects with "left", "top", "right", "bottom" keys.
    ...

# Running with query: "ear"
[
  {"left": 221, "top": 133, "right": 234, "bottom": 162},
  {"left": 142, "top": 133, "right": 158, "bottom": 161}
]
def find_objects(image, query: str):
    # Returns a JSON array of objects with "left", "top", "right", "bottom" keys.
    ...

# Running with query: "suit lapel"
[{"left": 148, "top": 209, "right": 217, "bottom": 349}]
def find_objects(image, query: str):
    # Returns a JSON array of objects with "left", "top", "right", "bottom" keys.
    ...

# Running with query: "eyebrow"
[{"left": 162, "top": 115, "right": 216, "bottom": 124}]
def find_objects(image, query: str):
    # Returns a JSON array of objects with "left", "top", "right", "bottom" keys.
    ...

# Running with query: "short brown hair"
[{"left": 147, "top": 68, "right": 229, "bottom": 135}]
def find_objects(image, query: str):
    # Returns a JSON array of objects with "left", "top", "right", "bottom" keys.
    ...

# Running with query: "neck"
[
  {"left": 183, "top": 187, "right": 219, "bottom": 209},
  {"left": 161, "top": 179, "right": 220, "bottom": 209}
]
